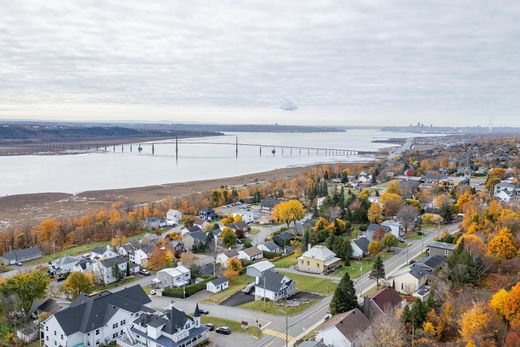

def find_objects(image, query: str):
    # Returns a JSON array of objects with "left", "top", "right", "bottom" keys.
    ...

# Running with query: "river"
[{"left": 0, "top": 129, "right": 432, "bottom": 196}]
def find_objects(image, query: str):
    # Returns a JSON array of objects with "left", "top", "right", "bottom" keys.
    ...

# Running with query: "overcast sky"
[{"left": 1, "top": 0, "right": 519, "bottom": 126}]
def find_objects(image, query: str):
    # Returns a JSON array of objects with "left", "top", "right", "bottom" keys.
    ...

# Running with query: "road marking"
[{"left": 263, "top": 328, "right": 295, "bottom": 342}]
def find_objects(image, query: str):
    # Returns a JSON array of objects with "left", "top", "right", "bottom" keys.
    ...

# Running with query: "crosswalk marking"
[{"left": 262, "top": 328, "right": 295, "bottom": 342}]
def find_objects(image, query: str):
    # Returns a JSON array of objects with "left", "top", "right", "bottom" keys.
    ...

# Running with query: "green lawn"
[
  {"left": 405, "top": 233, "right": 424, "bottom": 241},
  {"left": 204, "top": 275, "right": 254, "bottom": 304},
  {"left": 278, "top": 272, "right": 337, "bottom": 296},
  {"left": 201, "top": 316, "right": 262, "bottom": 339},
  {"left": 239, "top": 299, "right": 317, "bottom": 316},
  {"left": 249, "top": 228, "right": 261, "bottom": 235},
  {"left": 333, "top": 253, "right": 395, "bottom": 279},
  {"left": 273, "top": 254, "right": 298, "bottom": 268},
  {"left": 90, "top": 276, "right": 140, "bottom": 293},
  {"left": 24, "top": 230, "right": 157, "bottom": 266},
  {"left": 0, "top": 265, "right": 13, "bottom": 273}
]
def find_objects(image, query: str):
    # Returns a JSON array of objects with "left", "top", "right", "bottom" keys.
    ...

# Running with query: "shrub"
[{"left": 163, "top": 277, "right": 214, "bottom": 298}]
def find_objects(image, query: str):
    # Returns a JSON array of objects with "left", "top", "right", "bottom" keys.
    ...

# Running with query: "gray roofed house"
[
  {"left": 246, "top": 260, "right": 276, "bottom": 278},
  {"left": 365, "top": 224, "right": 391, "bottom": 242},
  {"left": 206, "top": 276, "right": 229, "bottom": 293},
  {"left": 272, "top": 232, "right": 295, "bottom": 247},
  {"left": 428, "top": 241, "right": 456, "bottom": 257},
  {"left": 30, "top": 298, "right": 69, "bottom": 319},
  {"left": 255, "top": 270, "right": 295, "bottom": 301},
  {"left": 41, "top": 285, "right": 151, "bottom": 346},
  {"left": 182, "top": 229, "right": 208, "bottom": 251},
  {"left": 1, "top": 246, "right": 42, "bottom": 265},
  {"left": 351, "top": 237, "right": 370, "bottom": 258},
  {"left": 316, "top": 308, "right": 371, "bottom": 346},
  {"left": 415, "top": 255, "right": 446, "bottom": 271},
  {"left": 258, "top": 240, "right": 282, "bottom": 254}
]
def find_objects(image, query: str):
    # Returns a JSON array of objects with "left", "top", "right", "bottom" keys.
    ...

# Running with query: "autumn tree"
[
  {"left": 111, "top": 234, "right": 127, "bottom": 250},
  {"left": 458, "top": 302, "right": 491, "bottom": 345},
  {"left": 370, "top": 254, "right": 385, "bottom": 288},
  {"left": 368, "top": 202, "right": 383, "bottom": 223},
  {"left": 365, "top": 308, "right": 407, "bottom": 347},
  {"left": 382, "top": 233, "right": 398, "bottom": 248},
  {"left": 147, "top": 247, "right": 167, "bottom": 270},
  {"left": 228, "top": 257, "right": 243, "bottom": 272},
  {"left": 487, "top": 228, "right": 517, "bottom": 260},
  {"left": 0, "top": 271, "right": 49, "bottom": 313},
  {"left": 386, "top": 180, "right": 401, "bottom": 195},
  {"left": 485, "top": 168, "right": 506, "bottom": 192},
  {"left": 62, "top": 272, "right": 93, "bottom": 299},
  {"left": 221, "top": 227, "right": 237, "bottom": 247},
  {"left": 272, "top": 200, "right": 305, "bottom": 227},
  {"left": 380, "top": 192, "right": 403, "bottom": 217},
  {"left": 368, "top": 241, "right": 382, "bottom": 255}
]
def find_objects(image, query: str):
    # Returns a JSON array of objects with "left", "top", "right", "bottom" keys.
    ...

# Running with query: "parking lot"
[{"left": 207, "top": 330, "right": 257, "bottom": 347}]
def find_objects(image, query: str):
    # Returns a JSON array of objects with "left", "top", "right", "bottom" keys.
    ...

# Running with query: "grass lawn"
[
  {"left": 334, "top": 252, "right": 395, "bottom": 279},
  {"left": 279, "top": 272, "right": 337, "bottom": 296},
  {"left": 24, "top": 230, "right": 157, "bottom": 266},
  {"left": 239, "top": 298, "right": 317, "bottom": 316},
  {"left": 0, "top": 265, "right": 13, "bottom": 273},
  {"left": 90, "top": 276, "right": 140, "bottom": 293},
  {"left": 249, "top": 228, "right": 261, "bottom": 235},
  {"left": 273, "top": 254, "right": 297, "bottom": 268},
  {"left": 201, "top": 316, "right": 262, "bottom": 339},
  {"left": 204, "top": 275, "right": 254, "bottom": 304},
  {"left": 405, "top": 233, "right": 424, "bottom": 241}
]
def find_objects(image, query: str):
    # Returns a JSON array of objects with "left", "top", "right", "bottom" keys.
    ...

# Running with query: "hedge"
[{"left": 163, "top": 277, "right": 215, "bottom": 298}]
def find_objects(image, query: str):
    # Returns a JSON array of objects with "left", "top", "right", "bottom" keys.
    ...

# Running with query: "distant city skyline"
[{"left": 1, "top": 1, "right": 519, "bottom": 126}]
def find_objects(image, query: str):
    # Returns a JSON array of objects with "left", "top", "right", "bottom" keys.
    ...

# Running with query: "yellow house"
[{"left": 297, "top": 245, "right": 341, "bottom": 274}]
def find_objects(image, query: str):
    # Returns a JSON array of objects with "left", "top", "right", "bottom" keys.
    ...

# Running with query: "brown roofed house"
[
  {"left": 363, "top": 286, "right": 403, "bottom": 320},
  {"left": 316, "top": 308, "right": 371, "bottom": 347}
]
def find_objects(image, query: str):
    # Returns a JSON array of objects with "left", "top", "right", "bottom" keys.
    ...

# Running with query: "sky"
[{"left": 0, "top": 0, "right": 519, "bottom": 126}]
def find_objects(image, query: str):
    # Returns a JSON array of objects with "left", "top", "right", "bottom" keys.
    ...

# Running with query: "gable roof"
[
  {"left": 247, "top": 260, "right": 275, "bottom": 273},
  {"left": 230, "top": 221, "right": 248, "bottom": 231},
  {"left": 241, "top": 246, "right": 262, "bottom": 257},
  {"left": 273, "top": 232, "right": 295, "bottom": 246},
  {"left": 100, "top": 255, "right": 127, "bottom": 268},
  {"left": 53, "top": 285, "right": 151, "bottom": 335},
  {"left": 91, "top": 246, "right": 110, "bottom": 255},
  {"left": 428, "top": 241, "right": 455, "bottom": 251},
  {"left": 370, "top": 287, "right": 403, "bottom": 312},
  {"left": 301, "top": 245, "right": 337, "bottom": 261},
  {"left": 320, "top": 308, "right": 370, "bottom": 343},
  {"left": 415, "top": 255, "right": 446, "bottom": 271},
  {"left": 261, "top": 241, "right": 280, "bottom": 252},
  {"left": 208, "top": 276, "right": 228, "bottom": 286},
  {"left": 352, "top": 237, "right": 369, "bottom": 253},
  {"left": 257, "top": 271, "right": 293, "bottom": 292},
  {"left": 186, "top": 230, "right": 206, "bottom": 242},
  {"left": 1, "top": 247, "right": 42, "bottom": 261},
  {"left": 221, "top": 249, "right": 239, "bottom": 258}
]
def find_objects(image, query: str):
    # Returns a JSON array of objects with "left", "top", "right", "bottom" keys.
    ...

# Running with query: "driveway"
[
  {"left": 290, "top": 291, "right": 323, "bottom": 301},
  {"left": 221, "top": 291, "right": 255, "bottom": 307}
]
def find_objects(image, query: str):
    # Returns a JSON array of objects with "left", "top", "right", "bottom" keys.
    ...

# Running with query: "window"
[
  {"left": 317, "top": 263, "right": 320, "bottom": 268},
  {"left": 121, "top": 320, "right": 126, "bottom": 325},
  {"left": 61, "top": 334, "right": 63, "bottom": 339},
  {"left": 95, "top": 329, "right": 99, "bottom": 335},
  {"left": 400, "top": 283, "right": 404, "bottom": 291},
  {"left": 54, "top": 331, "right": 57, "bottom": 336},
  {"left": 307, "top": 261, "right": 310, "bottom": 265},
  {"left": 444, "top": 250, "right": 448, "bottom": 256},
  {"left": 113, "top": 323, "right": 118, "bottom": 329}
]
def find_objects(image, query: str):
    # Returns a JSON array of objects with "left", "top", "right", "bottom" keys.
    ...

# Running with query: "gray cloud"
[{"left": 0, "top": 0, "right": 519, "bottom": 125}]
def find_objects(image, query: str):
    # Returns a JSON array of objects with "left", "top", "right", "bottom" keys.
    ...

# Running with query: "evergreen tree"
[
  {"left": 401, "top": 304, "right": 412, "bottom": 324},
  {"left": 369, "top": 255, "right": 385, "bottom": 288},
  {"left": 329, "top": 272, "right": 358, "bottom": 315},
  {"left": 410, "top": 299, "right": 427, "bottom": 328},
  {"left": 126, "top": 260, "right": 131, "bottom": 276},
  {"left": 446, "top": 238, "right": 477, "bottom": 287},
  {"left": 302, "top": 225, "right": 312, "bottom": 252}
]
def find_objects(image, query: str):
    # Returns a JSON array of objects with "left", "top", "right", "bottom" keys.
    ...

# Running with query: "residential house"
[
  {"left": 93, "top": 255, "right": 134, "bottom": 284},
  {"left": 73, "top": 258, "right": 93, "bottom": 274},
  {"left": 494, "top": 181, "right": 518, "bottom": 198},
  {"left": 388, "top": 256, "right": 446, "bottom": 295},
  {"left": 315, "top": 308, "right": 371, "bottom": 347},
  {"left": 381, "top": 220, "right": 403, "bottom": 238},
  {"left": 257, "top": 241, "right": 282, "bottom": 254},
  {"left": 272, "top": 232, "right": 295, "bottom": 248},
  {"left": 260, "top": 197, "right": 284, "bottom": 211},
  {"left": 216, "top": 249, "right": 239, "bottom": 268},
  {"left": 40, "top": 285, "right": 151, "bottom": 347},
  {"left": 238, "top": 246, "right": 263, "bottom": 261},
  {"left": 167, "top": 240, "right": 186, "bottom": 257},
  {"left": 91, "top": 245, "right": 118, "bottom": 260},
  {"left": 362, "top": 287, "right": 403, "bottom": 320},
  {"left": 48, "top": 255, "right": 82, "bottom": 277},
  {"left": 30, "top": 298, "right": 69, "bottom": 320},
  {"left": 117, "top": 303, "right": 209, "bottom": 347},
  {"left": 229, "top": 221, "right": 249, "bottom": 237},
  {"left": 254, "top": 271, "right": 296, "bottom": 301},
  {"left": 157, "top": 265, "right": 191, "bottom": 288},
  {"left": 297, "top": 245, "right": 341, "bottom": 274},
  {"left": 144, "top": 217, "right": 166, "bottom": 230},
  {"left": 186, "top": 254, "right": 215, "bottom": 276},
  {"left": 351, "top": 237, "right": 369, "bottom": 259},
  {"left": 428, "top": 241, "right": 455, "bottom": 257},
  {"left": 181, "top": 225, "right": 203, "bottom": 237},
  {"left": 182, "top": 229, "right": 207, "bottom": 251},
  {"left": 141, "top": 233, "right": 160, "bottom": 246},
  {"left": 365, "top": 223, "right": 391, "bottom": 242},
  {"left": 193, "top": 217, "right": 209, "bottom": 231},
  {"left": 128, "top": 244, "right": 155, "bottom": 266},
  {"left": 166, "top": 209, "right": 183, "bottom": 226},
  {"left": 199, "top": 208, "right": 218, "bottom": 221},
  {"left": 246, "top": 260, "right": 275, "bottom": 278},
  {"left": 1, "top": 246, "right": 42, "bottom": 265},
  {"left": 206, "top": 277, "right": 229, "bottom": 293},
  {"left": 233, "top": 210, "right": 255, "bottom": 224}
]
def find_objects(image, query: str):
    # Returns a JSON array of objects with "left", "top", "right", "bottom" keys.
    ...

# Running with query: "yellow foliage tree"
[
  {"left": 386, "top": 180, "right": 401, "bottom": 195},
  {"left": 423, "top": 321, "right": 436, "bottom": 337},
  {"left": 490, "top": 288, "right": 509, "bottom": 317},
  {"left": 380, "top": 192, "right": 403, "bottom": 217},
  {"left": 504, "top": 282, "right": 520, "bottom": 329},
  {"left": 458, "top": 303, "right": 491, "bottom": 343},
  {"left": 368, "top": 241, "right": 381, "bottom": 255},
  {"left": 272, "top": 200, "right": 305, "bottom": 227},
  {"left": 487, "top": 228, "right": 517, "bottom": 260},
  {"left": 368, "top": 202, "right": 383, "bottom": 224},
  {"left": 314, "top": 217, "right": 328, "bottom": 232},
  {"left": 359, "top": 188, "right": 370, "bottom": 200}
]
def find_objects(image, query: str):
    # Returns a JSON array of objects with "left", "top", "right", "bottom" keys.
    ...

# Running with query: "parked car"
[
  {"left": 205, "top": 323, "right": 215, "bottom": 331},
  {"left": 199, "top": 307, "right": 209, "bottom": 315},
  {"left": 16, "top": 262, "right": 23, "bottom": 266},
  {"left": 242, "top": 282, "right": 256, "bottom": 294},
  {"left": 216, "top": 327, "right": 232, "bottom": 335},
  {"left": 324, "top": 313, "right": 332, "bottom": 321},
  {"left": 139, "top": 269, "right": 150, "bottom": 276}
]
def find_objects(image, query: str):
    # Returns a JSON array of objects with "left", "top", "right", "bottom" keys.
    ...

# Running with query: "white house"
[
  {"left": 157, "top": 265, "right": 191, "bottom": 288},
  {"left": 233, "top": 210, "right": 255, "bottom": 224},
  {"left": 389, "top": 264, "right": 428, "bottom": 294},
  {"left": 246, "top": 260, "right": 275, "bottom": 278},
  {"left": 166, "top": 209, "right": 183, "bottom": 226},
  {"left": 216, "top": 249, "right": 239, "bottom": 268},
  {"left": 381, "top": 220, "right": 403, "bottom": 238},
  {"left": 48, "top": 255, "right": 82, "bottom": 276},
  {"left": 128, "top": 245, "right": 155, "bottom": 266},
  {"left": 92, "top": 255, "right": 133, "bottom": 285},
  {"left": 40, "top": 285, "right": 150, "bottom": 347},
  {"left": 237, "top": 246, "right": 263, "bottom": 261},
  {"left": 206, "top": 277, "right": 229, "bottom": 293},
  {"left": 316, "top": 308, "right": 371, "bottom": 347},
  {"left": 91, "top": 245, "right": 118, "bottom": 260},
  {"left": 351, "top": 237, "right": 369, "bottom": 259},
  {"left": 117, "top": 303, "right": 209, "bottom": 347},
  {"left": 254, "top": 271, "right": 295, "bottom": 301}
]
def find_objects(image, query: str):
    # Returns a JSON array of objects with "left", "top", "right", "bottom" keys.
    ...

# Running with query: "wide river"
[{"left": 0, "top": 129, "right": 431, "bottom": 196}]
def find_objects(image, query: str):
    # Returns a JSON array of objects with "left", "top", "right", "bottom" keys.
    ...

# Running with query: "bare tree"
[
  {"left": 364, "top": 308, "right": 407, "bottom": 347},
  {"left": 397, "top": 206, "right": 418, "bottom": 234}
]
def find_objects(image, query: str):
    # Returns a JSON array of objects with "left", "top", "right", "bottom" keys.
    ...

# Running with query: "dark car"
[
  {"left": 205, "top": 323, "right": 215, "bottom": 331},
  {"left": 216, "top": 327, "right": 231, "bottom": 335},
  {"left": 199, "top": 307, "right": 209, "bottom": 315},
  {"left": 139, "top": 269, "right": 150, "bottom": 276}
]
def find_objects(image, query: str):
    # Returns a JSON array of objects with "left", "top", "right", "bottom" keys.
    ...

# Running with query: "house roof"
[
  {"left": 370, "top": 287, "right": 403, "bottom": 312},
  {"left": 221, "top": 249, "right": 239, "bottom": 258},
  {"left": 208, "top": 276, "right": 228, "bottom": 286},
  {"left": 184, "top": 225, "right": 203, "bottom": 233},
  {"left": 367, "top": 224, "right": 392, "bottom": 233},
  {"left": 415, "top": 255, "right": 446, "bottom": 271},
  {"left": 320, "top": 308, "right": 370, "bottom": 343},
  {"left": 301, "top": 245, "right": 337, "bottom": 261},
  {"left": 261, "top": 241, "right": 280, "bottom": 252},
  {"left": 256, "top": 271, "right": 293, "bottom": 292},
  {"left": 91, "top": 246, "right": 111, "bottom": 255},
  {"left": 53, "top": 285, "right": 151, "bottom": 335},
  {"left": 241, "top": 246, "right": 262, "bottom": 257},
  {"left": 1, "top": 246, "right": 42, "bottom": 261},
  {"left": 30, "top": 298, "right": 69, "bottom": 316},
  {"left": 100, "top": 255, "right": 127, "bottom": 268},
  {"left": 247, "top": 260, "right": 275, "bottom": 273},
  {"left": 273, "top": 232, "right": 295, "bottom": 246},
  {"left": 428, "top": 241, "right": 455, "bottom": 251},
  {"left": 53, "top": 255, "right": 81, "bottom": 267},
  {"left": 352, "top": 237, "right": 369, "bottom": 253},
  {"left": 186, "top": 230, "right": 207, "bottom": 242}
]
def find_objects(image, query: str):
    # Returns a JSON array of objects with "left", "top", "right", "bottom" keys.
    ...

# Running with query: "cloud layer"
[{"left": 0, "top": 0, "right": 519, "bottom": 125}]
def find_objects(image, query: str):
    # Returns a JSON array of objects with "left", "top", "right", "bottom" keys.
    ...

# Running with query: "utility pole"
[{"left": 285, "top": 300, "right": 289, "bottom": 347}]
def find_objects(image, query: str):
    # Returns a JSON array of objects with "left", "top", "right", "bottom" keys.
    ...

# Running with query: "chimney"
[{"left": 308, "top": 243, "right": 311, "bottom": 251}]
